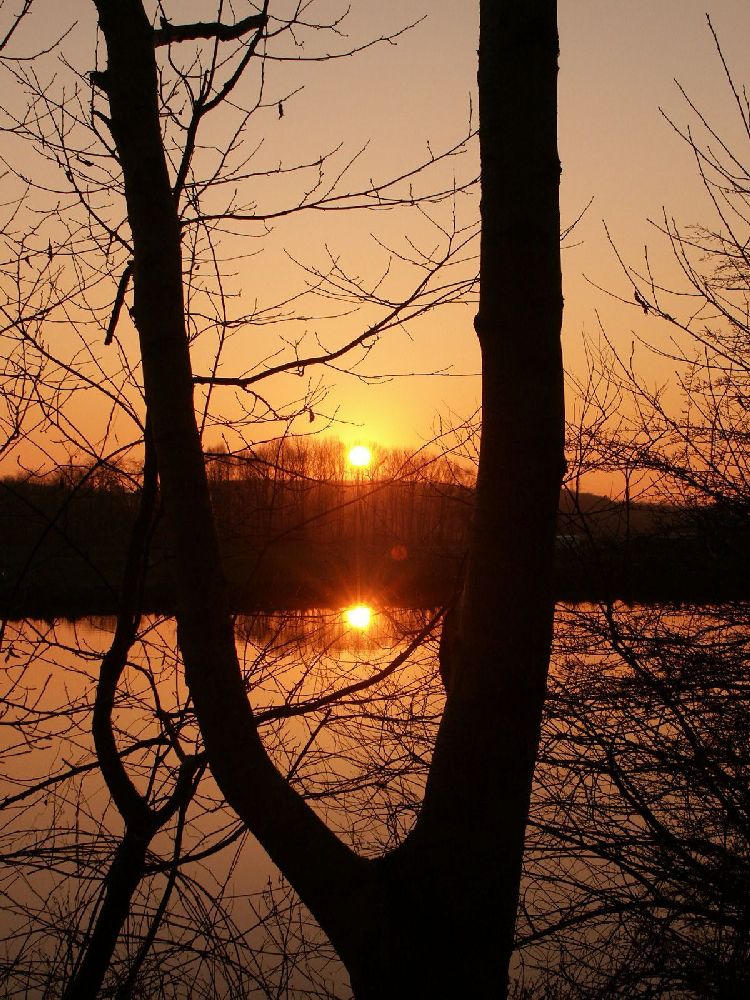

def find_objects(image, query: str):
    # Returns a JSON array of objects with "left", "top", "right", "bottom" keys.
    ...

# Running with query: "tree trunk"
[
  {"left": 356, "top": 3, "right": 564, "bottom": 995},
  {"left": 91, "top": 0, "right": 370, "bottom": 975},
  {"left": 63, "top": 831, "right": 150, "bottom": 1000},
  {"left": 91, "top": 1, "right": 562, "bottom": 996}
]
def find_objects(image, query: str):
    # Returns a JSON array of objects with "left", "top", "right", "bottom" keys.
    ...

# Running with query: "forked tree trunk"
[
  {"left": 91, "top": 1, "right": 562, "bottom": 996},
  {"left": 348, "top": 2, "right": 564, "bottom": 995}
]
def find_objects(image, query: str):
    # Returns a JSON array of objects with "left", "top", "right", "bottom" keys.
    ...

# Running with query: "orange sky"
[
  {"left": 2, "top": 1, "right": 750, "bottom": 475},
  {"left": 317, "top": 0, "right": 750, "bottom": 451}
]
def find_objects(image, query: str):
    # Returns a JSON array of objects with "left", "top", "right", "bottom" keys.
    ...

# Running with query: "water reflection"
[
  {"left": 3, "top": 603, "right": 745, "bottom": 997},
  {"left": 0, "top": 607, "right": 444, "bottom": 996},
  {"left": 234, "top": 605, "right": 433, "bottom": 653}
]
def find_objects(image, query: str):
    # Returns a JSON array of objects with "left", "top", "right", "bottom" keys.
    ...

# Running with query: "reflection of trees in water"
[
  {"left": 518, "top": 603, "right": 750, "bottom": 999},
  {"left": 1, "top": 606, "right": 747, "bottom": 997},
  {"left": 0, "top": 611, "right": 443, "bottom": 996},
  {"left": 235, "top": 607, "right": 445, "bottom": 856},
  {"left": 235, "top": 606, "right": 437, "bottom": 653}
]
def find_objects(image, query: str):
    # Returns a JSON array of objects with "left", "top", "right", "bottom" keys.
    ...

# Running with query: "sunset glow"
[
  {"left": 344, "top": 605, "right": 372, "bottom": 629},
  {"left": 347, "top": 445, "right": 372, "bottom": 468}
]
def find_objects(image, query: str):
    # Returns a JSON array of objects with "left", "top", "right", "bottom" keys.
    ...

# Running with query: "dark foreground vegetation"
[
  {"left": 1, "top": 449, "right": 746, "bottom": 618},
  {"left": 1, "top": 1, "right": 749, "bottom": 996}
]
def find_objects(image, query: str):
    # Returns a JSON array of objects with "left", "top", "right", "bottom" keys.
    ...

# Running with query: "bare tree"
[
  {"left": 0, "top": 1, "right": 565, "bottom": 996},
  {"left": 509, "top": 603, "right": 749, "bottom": 1000},
  {"left": 59, "top": 1, "right": 563, "bottom": 996}
]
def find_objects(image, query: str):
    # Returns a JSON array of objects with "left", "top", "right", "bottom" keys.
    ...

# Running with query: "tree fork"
[{"left": 91, "top": 0, "right": 563, "bottom": 995}]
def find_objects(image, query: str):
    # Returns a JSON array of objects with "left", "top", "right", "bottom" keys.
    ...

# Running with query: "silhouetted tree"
[
  {"left": 0, "top": 2, "right": 566, "bottom": 996},
  {"left": 510, "top": 603, "right": 750, "bottom": 1000},
  {"left": 80, "top": 1, "right": 562, "bottom": 997}
]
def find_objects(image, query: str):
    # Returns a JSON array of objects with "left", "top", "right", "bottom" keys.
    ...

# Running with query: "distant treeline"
[{"left": 1, "top": 440, "right": 749, "bottom": 616}]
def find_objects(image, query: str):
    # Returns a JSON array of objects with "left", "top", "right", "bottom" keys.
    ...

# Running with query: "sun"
[
  {"left": 347, "top": 444, "right": 372, "bottom": 468},
  {"left": 344, "top": 605, "right": 372, "bottom": 629}
]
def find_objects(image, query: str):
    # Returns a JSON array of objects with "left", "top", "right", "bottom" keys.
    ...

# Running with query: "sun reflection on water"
[{"left": 234, "top": 606, "right": 434, "bottom": 654}]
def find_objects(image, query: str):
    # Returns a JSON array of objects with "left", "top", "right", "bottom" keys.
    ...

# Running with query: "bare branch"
[{"left": 153, "top": 12, "right": 267, "bottom": 49}]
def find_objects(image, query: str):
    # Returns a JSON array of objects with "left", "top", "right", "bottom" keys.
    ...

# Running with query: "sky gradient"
[{"left": 3, "top": 1, "right": 750, "bottom": 466}]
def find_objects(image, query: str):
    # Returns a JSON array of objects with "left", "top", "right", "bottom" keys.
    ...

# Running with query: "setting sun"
[
  {"left": 347, "top": 445, "right": 372, "bottom": 468},
  {"left": 343, "top": 605, "right": 372, "bottom": 629}
]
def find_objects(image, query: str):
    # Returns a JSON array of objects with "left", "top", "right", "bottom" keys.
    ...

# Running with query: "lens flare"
[
  {"left": 347, "top": 445, "right": 372, "bottom": 468},
  {"left": 344, "top": 605, "right": 372, "bottom": 629}
]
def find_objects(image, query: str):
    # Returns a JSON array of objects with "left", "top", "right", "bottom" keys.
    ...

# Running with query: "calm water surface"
[{"left": 1, "top": 602, "right": 739, "bottom": 995}]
